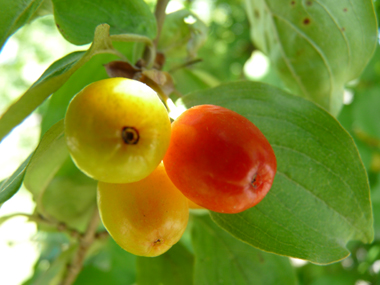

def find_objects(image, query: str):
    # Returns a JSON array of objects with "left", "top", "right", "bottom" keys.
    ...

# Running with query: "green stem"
[
  {"left": 110, "top": 34, "right": 156, "bottom": 68},
  {"left": 142, "top": 0, "right": 170, "bottom": 67},
  {"left": 154, "top": 0, "right": 171, "bottom": 46}
]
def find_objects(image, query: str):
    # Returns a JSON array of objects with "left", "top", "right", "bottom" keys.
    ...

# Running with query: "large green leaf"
[
  {"left": 52, "top": 0, "right": 157, "bottom": 45},
  {"left": 192, "top": 215, "right": 297, "bottom": 285},
  {"left": 0, "top": 0, "right": 43, "bottom": 51},
  {"left": 176, "top": 81, "right": 373, "bottom": 264},
  {"left": 23, "top": 120, "right": 69, "bottom": 198},
  {"left": 136, "top": 242, "right": 194, "bottom": 285},
  {"left": 245, "top": 0, "right": 378, "bottom": 115}
]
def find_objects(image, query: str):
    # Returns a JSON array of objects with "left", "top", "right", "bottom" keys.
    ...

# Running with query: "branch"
[
  {"left": 142, "top": 0, "right": 170, "bottom": 65},
  {"left": 154, "top": 0, "right": 171, "bottom": 46},
  {"left": 61, "top": 207, "right": 100, "bottom": 285}
]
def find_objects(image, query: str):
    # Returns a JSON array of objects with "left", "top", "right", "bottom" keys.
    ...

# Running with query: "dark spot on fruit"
[
  {"left": 154, "top": 239, "right": 162, "bottom": 245},
  {"left": 343, "top": 8, "right": 347, "bottom": 12},
  {"left": 306, "top": 0, "right": 312, "bottom": 6},
  {"left": 254, "top": 9, "right": 260, "bottom": 18},
  {"left": 251, "top": 175, "right": 258, "bottom": 188},
  {"left": 303, "top": 18, "right": 310, "bottom": 25},
  {"left": 122, "top": 127, "right": 139, "bottom": 144}
]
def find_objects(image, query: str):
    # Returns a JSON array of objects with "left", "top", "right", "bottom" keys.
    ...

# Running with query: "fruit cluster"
[{"left": 64, "top": 78, "right": 277, "bottom": 257}]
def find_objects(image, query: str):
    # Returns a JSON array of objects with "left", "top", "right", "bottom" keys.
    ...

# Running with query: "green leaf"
[
  {"left": 0, "top": 0, "right": 43, "bottom": 51},
  {"left": 176, "top": 81, "right": 373, "bottom": 264},
  {"left": 245, "top": 0, "right": 378, "bottom": 115},
  {"left": 39, "top": 157, "right": 97, "bottom": 231},
  {"left": 0, "top": 24, "right": 123, "bottom": 142},
  {"left": 172, "top": 68, "right": 220, "bottom": 96},
  {"left": 52, "top": 0, "right": 157, "bottom": 45},
  {"left": 192, "top": 215, "right": 297, "bottom": 285},
  {"left": 23, "top": 120, "right": 69, "bottom": 198},
  {"left": 0, "top": 154, "right": 32, "bottom": 204},
  {"left": 158, "top": 9, "right": 207, "bottom": 60},
  {"left": 0, "top": 51, "right": 85, "bottom": 142},
  {"left": 136, "top": 242, "right": 194, "bottom": 285}
]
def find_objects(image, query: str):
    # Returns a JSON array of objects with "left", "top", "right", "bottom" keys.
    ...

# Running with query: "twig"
[
  {"left": 169, "top": 58, "right": 203, "bottom": 73},
  {"left": 60, "top": 207, "right": 100, "bottom": 285},
  {"left": 142, "top": 0, "right": 171, "bottom": 64},
  {"left": 154, "top": 0, "right": 171, "bottom": 46}
]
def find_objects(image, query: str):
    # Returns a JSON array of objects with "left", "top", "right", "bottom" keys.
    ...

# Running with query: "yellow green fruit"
[
  {"left": 64, "top": 78, "right": 171, "bottom": 183},
  {"left": 97, "top": 163, "right": 189, "bottom": 257}
]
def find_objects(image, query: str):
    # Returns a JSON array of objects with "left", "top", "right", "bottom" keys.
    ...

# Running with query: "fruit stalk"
[{"left": 61, "top": 207, "right": 100, "bottom": 285}]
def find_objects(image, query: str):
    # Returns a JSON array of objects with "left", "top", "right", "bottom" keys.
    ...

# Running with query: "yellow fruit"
[
  {"left": 97, "top": 163, "right": 189, "bottom": 257},
  {"left": 64, "top": 78, "right": 171, "bottom": 183}
]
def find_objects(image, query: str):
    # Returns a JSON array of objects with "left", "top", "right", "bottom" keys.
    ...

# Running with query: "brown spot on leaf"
[
  {"left": 341, "top": 27, "right": 345, "bottom": 32},
  {"left": 343, "top": 8, "right": 348, "bottom": 12},
  {"left": 306, "top": 0, "right": 312, "bottom": 6},
  {"left": 303, "top": 18, "right": 310, "bottom": 25},
  {"left": 291, "top": 1, "right": 296, "bottom": 5},
  {"left": 254, "top": 9, "right": 260, "bottom": 18}
]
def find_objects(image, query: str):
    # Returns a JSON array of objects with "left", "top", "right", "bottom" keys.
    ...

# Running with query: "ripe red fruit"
[{"left": 163, "top": 105, "right": 277, "bottom": 214}]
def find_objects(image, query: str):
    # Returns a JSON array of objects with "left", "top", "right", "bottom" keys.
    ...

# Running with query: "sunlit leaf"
[
  {"left": 245, "top": 0, "right": 378, "bottom": 115},
  {"left": 52, "top": 0, "right": 157, "bottom": 45},
  {"left": 0, "top": 0, "right": 43, "bottom": 51}
]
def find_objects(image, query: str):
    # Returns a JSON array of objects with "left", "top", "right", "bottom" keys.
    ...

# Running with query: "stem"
[
  {"left": 61, "top": 207, "right": 100, "bottom": 285},
  {"left": 154, "top": 0, "right": 171, "bottom": 46},
  {"left": 142, "top": 0, "right": 171, "bottom": 66},
  {"left": 110, "top": 34, "right": 156, "bottom": 69},
  {"left": 169, "top": 58, "right": 203, "bottom": 73}
]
